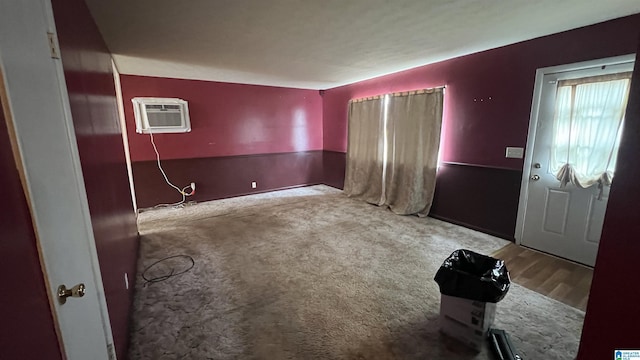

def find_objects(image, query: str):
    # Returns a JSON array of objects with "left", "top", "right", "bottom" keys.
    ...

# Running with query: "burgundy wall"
[
  {"left": 133, "top": 151, "right": 324, "bottom": 208},
  {"left": 120, "top": 75, "right": 324, "bottom": 207},
  {"left": 51, "top": 1, "right": 139, "bottom": 359},
  {"left": 322, "top": 14, "right": 640, "bottom": 238},
  {"left": 121, "top": 75, "right": 323, "bottom": 161},
  {"left": 322, "top": 151, "right": 346, "bottom": 189},
  {"left": 0, "top": 98, "right": 62, "bottom": 359},
  {"left": 430, "top": 163, "right": 522, "bottom": 240},
  {"left": 578, "top": 38, "right": 640, "bottom": 359}
]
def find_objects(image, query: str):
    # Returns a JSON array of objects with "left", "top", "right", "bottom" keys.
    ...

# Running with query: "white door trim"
[
  {"left": 0, "top": 0, "right": 114, "bottom": 358},
  {"left": 515, "top": 54, "right": 637, "bottom": 246},
  {"left": 42, "top": 0, "right": 116, "bottom": 350}
]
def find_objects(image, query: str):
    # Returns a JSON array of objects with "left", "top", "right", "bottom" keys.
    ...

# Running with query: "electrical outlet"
[{"left": 251, "top": 181, "right": 257, "bottom": 189}]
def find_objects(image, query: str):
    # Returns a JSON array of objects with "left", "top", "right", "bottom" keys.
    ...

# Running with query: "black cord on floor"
[{"left": 142, "top": 255, "right": 195, "bottom": 287}]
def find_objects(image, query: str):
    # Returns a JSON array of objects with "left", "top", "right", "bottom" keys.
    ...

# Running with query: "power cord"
[
  {"left": 148, "top": 131, "right": 195, "bottom": 208},
  {"left": 141, "top": 255, "right": 195, "bottom": 287}
]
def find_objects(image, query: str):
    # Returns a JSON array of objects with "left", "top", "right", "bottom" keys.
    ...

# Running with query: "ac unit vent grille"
[{"left": 147, "top": 112, "right": 183, "bottom": 127}]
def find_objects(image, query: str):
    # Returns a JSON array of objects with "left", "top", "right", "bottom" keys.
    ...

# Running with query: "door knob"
[
  {"left": 530, "top": 175, "right": 540, "bottom": 181},
  {"left": 533, "top": 163, "right": 541, "bottom": 169},
  {"left": 58, "top": 283, "right": 85, "bottom": 304}
]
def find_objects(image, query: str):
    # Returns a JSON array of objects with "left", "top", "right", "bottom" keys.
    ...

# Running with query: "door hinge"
[
  {"left": 47, "top": 32, "right": 60, "bottom": 59},
  {"left": 107, "top": 343, "right": 116, "bottom": 360}
]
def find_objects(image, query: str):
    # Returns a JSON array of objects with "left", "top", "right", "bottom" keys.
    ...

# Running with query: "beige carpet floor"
[{"left": 129, "top": 185, "right": 585, "bottom": 359}]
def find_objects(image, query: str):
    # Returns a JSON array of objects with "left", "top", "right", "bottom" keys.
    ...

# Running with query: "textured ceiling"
[{"left": 84, "top": 0, "right": 640, "bottom": 90}]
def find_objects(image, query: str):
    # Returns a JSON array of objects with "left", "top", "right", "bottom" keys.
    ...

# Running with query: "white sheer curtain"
[
  {"left": 550, "top": 73, "right": 632, "bottom": 197},
  {"left": 343, "top": 97, "right": 385, "bottom": 205}
]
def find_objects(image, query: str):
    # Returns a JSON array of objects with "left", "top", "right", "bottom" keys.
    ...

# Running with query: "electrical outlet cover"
[{"left": 505, "top": 147, "right": 524, "bottom": 159}]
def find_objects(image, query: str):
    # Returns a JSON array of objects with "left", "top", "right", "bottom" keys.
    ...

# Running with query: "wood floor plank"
[
  {"left": 539, "top": 268, "right": 571, "bottom": 294},
  {"left": 548, "top": 282, "right": 573, "bottom": 300},
  {"left": 490, "top": 243, "right": 592, "bottom": 311}
]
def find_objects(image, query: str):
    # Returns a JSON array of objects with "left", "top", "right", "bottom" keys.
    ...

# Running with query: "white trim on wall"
[{"left": 112, "top": 60, "right": 138, "bottom": 213}]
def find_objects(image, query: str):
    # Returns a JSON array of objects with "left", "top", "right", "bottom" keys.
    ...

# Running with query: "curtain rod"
[
  {"left": 349, "top": 85, "right": 446, "bottom": 103},
  {"left": 558, "top": 72, "right": 632, "bottom": 87}
]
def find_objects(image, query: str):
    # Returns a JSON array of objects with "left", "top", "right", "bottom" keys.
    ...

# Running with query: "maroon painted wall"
[
  {"left": 133, "top": 151, "right": 324, "bottom": 208},
  {"left": 322, "top": 151, "right": 346, "bottom": 189},
  {"left": 120, "top": 75, "right": 324, "bottom": 207},
  {"left": 578, "top": 38, "right": 640, "bottom": 359},
  {"left": 322, "top": 14, "right": 640, "bottom": 238},
  {"left": 121, "top": 75, "right": 323, "bottom": 161},
  {"left": 430, "top": 163, "right": 522, "bottom": 240},
  {"left": 0, "top": 98, "right": 62, "bottom": 359},
  {"left": 51, "top": 1, "right": 139, "bottom": 359}
]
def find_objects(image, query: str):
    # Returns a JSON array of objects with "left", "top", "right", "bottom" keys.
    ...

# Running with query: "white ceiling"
[{"left": 84, "top": 0, "right": 640, "bottom": 90}]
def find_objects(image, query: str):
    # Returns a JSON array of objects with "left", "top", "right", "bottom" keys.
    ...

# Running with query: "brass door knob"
[{"left": 58, "top": 283, "right": 85, "bottom": 304}]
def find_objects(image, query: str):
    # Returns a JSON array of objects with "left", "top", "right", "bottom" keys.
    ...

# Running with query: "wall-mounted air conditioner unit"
[{"left": 132, "top": 97, "right": 191, "bottom": 134}]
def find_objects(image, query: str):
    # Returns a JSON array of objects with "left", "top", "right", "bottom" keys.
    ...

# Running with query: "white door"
[
  {"left": 517, "top": 56, "right": 635, "bottom": 267},
  {"left": 0, "top": 1, "right": 114, "bottom": 359}
]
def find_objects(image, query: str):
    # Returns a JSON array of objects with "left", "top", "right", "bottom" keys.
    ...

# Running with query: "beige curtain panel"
[
  {"left": 385, "top": 89, "right": 443, "bottom": 215},
  {"left": 343, "top": 97, "right": 385, "bottom": 205},
  {"left": 343, "top": 88, "right": 444, "bottom": 216}
]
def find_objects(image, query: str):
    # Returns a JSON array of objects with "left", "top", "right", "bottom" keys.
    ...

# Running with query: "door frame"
[
  {"left": 515, "top": 53, "right": 636, "bottom": 247},
  {"left": 0, "top": 0, "right": 114, "bottom": 358}
]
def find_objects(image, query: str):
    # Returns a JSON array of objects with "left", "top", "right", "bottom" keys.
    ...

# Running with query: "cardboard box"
[
  {"left": 439, "top": 295, "right": 497, "bottom": 350},
  {"left": 440, "top": 315, "right": 487, "bottom": 350},
  {"left": 439, "top": 294, "right": 496, "bottom": 332}
]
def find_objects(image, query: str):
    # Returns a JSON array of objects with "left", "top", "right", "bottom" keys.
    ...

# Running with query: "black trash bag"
[{"left": 434, "top": 249, "right": 510, "bottom": 303}]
